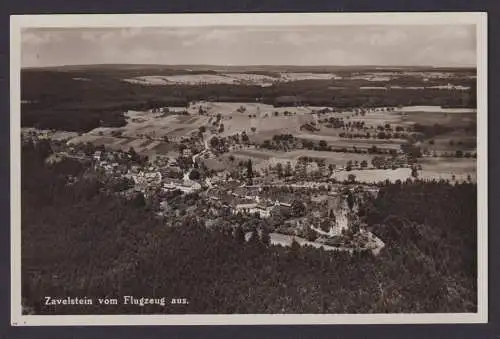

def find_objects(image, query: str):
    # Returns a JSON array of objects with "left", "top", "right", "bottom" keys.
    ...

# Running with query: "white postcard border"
[{"left": 10, "top": 12, "right": 488, "bottom": 326}]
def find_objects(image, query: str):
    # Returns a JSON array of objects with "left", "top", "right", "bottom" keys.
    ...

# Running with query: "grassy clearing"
[
  {"left": 228, "top": 148, "right": 374, "bottom": 171},
  {"left": 419, "top": 157, "right": 476, "bottom": 173},
  {"left": 334, "top": 168, "right": 411, "bottom": 183},
  {"left": 284, "top": 150, "right": 373, "bottom": 164},
  {"left": 150, "top": 142, "right": 178, "bottom": 155},
  {"left": 230, "top": 149, "right": 275, "bottom": 160},
  {"left": 332, "top": 157, "right": 477, "bottom": 184}
]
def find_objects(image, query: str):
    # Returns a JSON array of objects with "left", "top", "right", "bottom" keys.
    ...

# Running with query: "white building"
[
  {"left": 163, "top": 179, "right": 201, "bottom": 194},
  {"left": 233, "top": 203, "right": 273, "bottom": 218},
  {"left": 133, "top": 171, "right": 162, "bottom": 185},
  {"left": 93, "top": 151, "right": 102, "bottom": 161}
]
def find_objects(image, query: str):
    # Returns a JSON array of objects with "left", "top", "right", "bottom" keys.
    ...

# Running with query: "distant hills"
[{"left": 21, "top": 63, "right": 477, "bottom": 73}]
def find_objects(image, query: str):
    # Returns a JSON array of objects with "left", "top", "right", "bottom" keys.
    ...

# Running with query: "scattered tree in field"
[
  {"left": 189, "top": 169, "right": 201, "bottom": 180},
  {"left": 285, "top": 161, "right": 293, "bottom": 177},
  {"left": 246, "top": 159, "right": 254, "bottom": 179},
  {"left": 276, "top": 163, "right": 284, "bottom": 178},
  {"left": 210, "top": 137, "right": 219, "bottom": 149},
  {"left": 306, "top": 227, "right": 318, "bottom": 241},
  {"left": 234, "top": 227, "right": 245, "bottom": 244},
  {"left": 346, "top": 191, "right": 355, "bottom": 210},
  {"left": 291, "top": 200, "right": 306, "bottom": 217},
  {"left": 261, "top": 228, "right": 271, "bottom": 246},
  {"left": 320, "top": 220, "right": 331, "bottom": 233},
  {"left": 131, "top": 192, "right": 146, "bottom": 208},
  {"left": 411, "top": 166, "right": 419, "bottom": 178},
  {"left": 401, "top": 143, "right": 422, "bottom": 160},
  {"left": 241, "top": 132, "right": 249, "bottom": 143}
]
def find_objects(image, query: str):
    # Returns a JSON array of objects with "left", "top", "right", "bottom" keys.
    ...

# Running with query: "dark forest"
[{"left": 21, "top": 142, "right": 477, "bottom": 314}]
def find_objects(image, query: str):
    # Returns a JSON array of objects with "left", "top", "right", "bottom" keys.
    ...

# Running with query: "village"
[{"left": 22, "top": 125, "right": 387, "bottom": 255}]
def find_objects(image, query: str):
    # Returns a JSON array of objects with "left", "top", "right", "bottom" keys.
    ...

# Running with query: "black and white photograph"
[{"left": 10, "top": 13, "right": 487, "bottom": 325}]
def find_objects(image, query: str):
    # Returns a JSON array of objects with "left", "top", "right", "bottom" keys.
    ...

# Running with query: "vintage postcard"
[{"left": 10, "top": 12, "right": 487, "bottom": 325}]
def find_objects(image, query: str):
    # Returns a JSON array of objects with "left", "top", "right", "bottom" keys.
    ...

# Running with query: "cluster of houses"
[
  {"left": 92, "top": 150, "right": 130, "bottom": 176},
  {"left": 206, "top": 186, "right": 293, "bottom": 219}
]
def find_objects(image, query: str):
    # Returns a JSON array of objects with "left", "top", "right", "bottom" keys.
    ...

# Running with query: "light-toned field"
[
  {"left": 118, "top": 111, "right": 209, "bottom": 139},
  {"left": 420, "top": 157, "right": 476, "bottom": 174},
  {"left": 67, "top": 134, "right": 168, "bottom": 154},
  {"left": 360, "top": 86, "right": 387, "bottom": 90},
  {"left": 123, "top": 73, "right": 278, "bottom": 86},
  {"left": 360, "top": 85, "right": 470, "bottom": 91},
  {"left": 296, "top": 135, "right": 404, "bottom": 150},
  {"left": 426, "top": 129, "right": 477, "bottom": 152},
  {"left": 186, "top": 102, "right": 318, "bottom": 138},
  {"left": 64, "top": 101, "right": 477, "bottom": 178},
  {"left": 22, "top": 128, "right": 79, "bottom": 141},
  {"left": 285, "top": 151, "right": 373, "bottom": 168},
  {"left": 122, "top": 72, "right": 346, "bottom": 86},
  {"left": 344, "top": 108, "right": 476, "bottom": 127},
  {"left": 333, "top": 157, "right": 476, "bottom": 183},
  {"left": 229, "top": 149, "right": 373, "bottom": 171},
  {"left": 278, "top": 72, "right": 342, "bottom": 81},
  {"left": 230, "top": 149, "right": 275, "bottom": 160},
  {"left": 351, "top": 74, "right": 392, "bottom": 81},
  {"left": 334, "top": 168, "right": 411, "bottom": 183},
  {"left": 269, "top": 232, "right": 349, "bottom": 252},
  {"left": 400, "top": 106, "right": 476, "bottom": 113},
  {"left": 188, "top": 101, "right": 322, "bottom": 116}
]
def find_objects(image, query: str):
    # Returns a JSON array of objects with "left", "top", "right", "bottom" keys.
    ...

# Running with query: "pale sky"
[{"left": 21, "top": 25, "right": 477, "bottom": 68}]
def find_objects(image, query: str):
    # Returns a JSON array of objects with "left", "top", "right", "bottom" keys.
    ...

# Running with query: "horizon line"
[{"left": 21, "top": 62, "right": 477, "bottom": 70}]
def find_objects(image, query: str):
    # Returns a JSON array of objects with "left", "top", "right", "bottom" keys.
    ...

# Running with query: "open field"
[
  {"left": 285, "top": 150, "right": 372, "bottom": 163},
  {"left": 22, "top": 128, "right": 79, "bottom": 141},
  {"left": 360, "top": 85, "right": 470, "bottom": 91},
  {"left": 403, "top": 111, "right": 476, "bottom": 126},
  {"left": 186, "top": 102, "right": 318, "bottom": 138},
  {"left": 345, "top": 108, "right": 476, "bottom": 127},
  {"left": 268, "top": 233, "right": 352, "bottom": 252},
  {"left": 123, "top": 73, "right": 278, "bottom": 86},
  {"left": 279, "top": 73, "right": 342, "bottom": 81},
  {"left": 122, "top": 72, "right": 346, "bottom": 86},
  {"left": 424, "top": 129, "right": 477, "bottom": 152},
  {"left": 62, "top": 99, "right": 476, "bottom": 172},
  {"left": 333, "top": 157, "right": 476, "bottom": 183},
  {"left": 400, "top": 106, "right": 476, "bottom": 113},
  {"left": 121, "top": 71, "right": 475, "bottom": 88},
  {"left": 67, "top": 134, "right": 166, "bottom": 154},
  {"left": 74, "top": 110, "right": 212, "bottom": 142},
  {"left": 230, "top": 149, "right": 275, "bottom": 160},
  {"left": 229, "top": 149, "right": 374, "bottom": 171},
  {"left": 299, "top": 136, "right": 404, "bottom": 150},
  {"left": 419, "top": 157, "right": 476, "bottom": 174},
  {"left": 21, "top": 65, "right": 476, "bottom": 133},
  {"left": 187, "top": 101, "right": 324, "bottom": 116}
]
